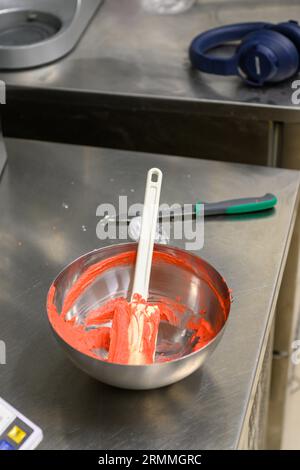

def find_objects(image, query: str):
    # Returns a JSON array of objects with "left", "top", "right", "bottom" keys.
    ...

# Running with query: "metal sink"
[{"left": 0, "top": 0, "right": 103, "bottom": 69}]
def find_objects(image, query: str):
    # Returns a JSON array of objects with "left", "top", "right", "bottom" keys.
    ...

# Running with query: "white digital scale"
[{"left": 0, "top": 398, "right": 43, "bottom": 450}]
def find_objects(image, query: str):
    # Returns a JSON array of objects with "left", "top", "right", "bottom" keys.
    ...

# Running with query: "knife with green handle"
[
  {"left": 106, "top": 193, "right": 278, "bottom": 224},
  {"left": 196, "top": 193, "right": 278, "bottom": 217}
]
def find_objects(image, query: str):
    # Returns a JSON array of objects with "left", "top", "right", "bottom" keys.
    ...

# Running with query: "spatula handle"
[{"left": 131, "top": 168, "right": 163, "bottom": 301}]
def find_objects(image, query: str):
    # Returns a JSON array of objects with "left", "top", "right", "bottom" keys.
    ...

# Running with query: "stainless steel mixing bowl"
[{"left": 47, "top": 243, "right": 231, "bottom": 390}]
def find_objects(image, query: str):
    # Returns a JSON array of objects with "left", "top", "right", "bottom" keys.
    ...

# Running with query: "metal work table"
[
  {"left": 2, "top": 0, "right": 300, "bottom": 166},
  {"left": 0, "top": 138, "right": 299, "bottom": 449},
  {"left": 1, "top": 0, "right": 300, "bottom": 120}
]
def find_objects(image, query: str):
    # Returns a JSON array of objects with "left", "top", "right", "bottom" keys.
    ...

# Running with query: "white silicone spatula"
[
  {"left": 126, "top": 168, "right": 163, "bottom": 365},
  {"left": 131, "top": 168, "right": 163, "bottom": 302}
]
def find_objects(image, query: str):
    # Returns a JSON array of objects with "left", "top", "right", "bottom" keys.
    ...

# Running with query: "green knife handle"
[{"left": 196, "top": 193, "right": 277, "bottom": 216}]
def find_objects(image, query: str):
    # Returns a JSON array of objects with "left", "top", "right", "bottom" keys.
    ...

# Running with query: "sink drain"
[{"left": 0, "top": 10, "right": 61, "bottom": 46}]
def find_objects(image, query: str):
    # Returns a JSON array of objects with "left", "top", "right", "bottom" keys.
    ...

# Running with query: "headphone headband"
[{"left": 189, "top": 22, "right": 271, "bottom": 75}]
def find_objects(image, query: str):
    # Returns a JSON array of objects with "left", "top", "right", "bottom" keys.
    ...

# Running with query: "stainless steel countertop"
[
  {"left": 2, "top": 0, "right": 300, "bottom": 121},
  {"left": 0, "top": 138, "right": 299, "bottom": 449}
]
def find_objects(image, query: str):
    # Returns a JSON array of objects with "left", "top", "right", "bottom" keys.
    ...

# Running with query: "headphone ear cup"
[
  {"left": 271, "top": 21, "right": 300, "bottom": 64},
  {"left": 237, "top": 29, "right": 299, "bottom": 85}
]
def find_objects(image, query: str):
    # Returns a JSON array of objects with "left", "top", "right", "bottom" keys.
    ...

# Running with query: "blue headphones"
[{"left": 189, "top": 21, "right": 300, "bottom": 86}]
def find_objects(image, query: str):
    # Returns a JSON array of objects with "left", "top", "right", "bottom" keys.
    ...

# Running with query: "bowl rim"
[{"left": 47, "top": 242, "right": 231, "bottom": 367}]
